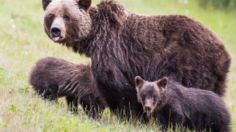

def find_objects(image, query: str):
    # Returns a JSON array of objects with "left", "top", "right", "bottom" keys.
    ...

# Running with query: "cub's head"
[
  {"left": 42, "top": 0, "right": 92, "bottom": 45},
  {"left": 134, "top": 76, "right": 168, "bottom": 116}
]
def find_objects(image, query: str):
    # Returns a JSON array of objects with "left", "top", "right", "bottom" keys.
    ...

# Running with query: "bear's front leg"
[{"left": 66, "top": 95, "right": 78, "bottom": 114}]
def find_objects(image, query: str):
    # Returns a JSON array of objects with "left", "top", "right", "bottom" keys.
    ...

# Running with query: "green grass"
[{"left": 0, "top": 0, "right": 235, "bottom": 131}]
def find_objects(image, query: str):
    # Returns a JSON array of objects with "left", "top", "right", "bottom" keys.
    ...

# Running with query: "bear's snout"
[
  {"left": 51, "top": 27, "right": 61, "bottom": 38},
  {"left": 50, "top": 17, "right": 66, "bottom": 42},
  {"left": 144, "top": 106, "right": 151, "bottom": 112}
]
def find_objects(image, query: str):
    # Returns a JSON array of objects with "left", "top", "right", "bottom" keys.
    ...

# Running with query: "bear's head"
[
  {"left": 42, "top": 0, "right": 92, "bottom": 45},
  {"left": 134, "top": 76, "right": 168, "bottom": 117}
]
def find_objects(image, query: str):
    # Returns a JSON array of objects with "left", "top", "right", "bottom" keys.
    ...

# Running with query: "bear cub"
[
  {"left": 29, "top": 57, "right": 105, "bottom": 119},
  {"left": 135, "top": 76, "right": 231, "bottom": 132}
]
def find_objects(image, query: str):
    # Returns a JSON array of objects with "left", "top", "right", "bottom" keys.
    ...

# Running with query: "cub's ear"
[
  {"left": 77, "top": 0, "right": 92, "bottom": 11},
  {"left": 42, "top": 0, "right": 52, "bottom": 10},
  {"left": 157, "top": 77, "right": 168, "bottom": 89},
  {"left": 134, "top": 76, "right": 144, "bottom": 91}
]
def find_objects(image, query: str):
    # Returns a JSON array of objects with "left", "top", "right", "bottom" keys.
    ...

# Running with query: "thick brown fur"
[
  {"left": 42, "top": 0, "right": 231, "bottom": 120},
  {"left": 29, "top": 57, "right": 105, "bottom": 119},
  {"left": 135, "top": 76, "right": 231, "bottom": 132}
]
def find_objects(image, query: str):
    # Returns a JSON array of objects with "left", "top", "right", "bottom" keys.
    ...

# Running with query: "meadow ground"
[{"left": 0, "top": 0, "right": 235, "bottom": 131}]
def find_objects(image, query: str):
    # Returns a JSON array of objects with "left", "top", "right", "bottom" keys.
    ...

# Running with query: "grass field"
[{"left": 0, "top": 0, "right": 236, "bottom": 131}]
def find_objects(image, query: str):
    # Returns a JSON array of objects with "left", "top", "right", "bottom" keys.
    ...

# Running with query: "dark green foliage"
[{"left": 198, "top": 0, "right": 236, "bottom": 9}]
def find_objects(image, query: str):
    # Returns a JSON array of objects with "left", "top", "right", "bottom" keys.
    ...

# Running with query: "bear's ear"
[
  {"left": 77, "top": 0, "right": 92, "bottom": 11},
  {"left": 135, "top": 76, "right": 144, "bottom": 91},
  {"left": 157, "top": 77, "right": 168, "bottom": 89},
  {"left": 42, "top": 0, "right": 52, "bottom": 10}
]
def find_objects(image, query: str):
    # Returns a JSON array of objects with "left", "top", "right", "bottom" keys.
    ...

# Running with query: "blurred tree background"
[{"left": 198, "top": 0, "right": 236, "bottom": 9}]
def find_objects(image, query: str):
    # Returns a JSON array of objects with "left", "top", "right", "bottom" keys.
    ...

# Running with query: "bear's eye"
[
  {"left": 153, "top": 97, "right": 157, "bottom": 102},
  {"left": 63, "top": 15, "right": 70, "bottom": 22},
  {"left": 141, "top": 95, "right": 146, "bottom": 101},
  {"left": 46, "top": 14, "right": 55, "bottom": 21}
]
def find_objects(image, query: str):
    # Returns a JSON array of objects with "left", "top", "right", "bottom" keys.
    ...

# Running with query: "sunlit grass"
[{"left": 0, "top": 0, "right": 235, "bottom": 131}]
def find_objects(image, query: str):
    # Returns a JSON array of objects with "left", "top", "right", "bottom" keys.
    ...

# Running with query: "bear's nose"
[
  {"left": 145, "top": 106, "right": 151, "bottom": 112},
  {"left": 51, "top": 27, "right": 61, "bottom": 37}
]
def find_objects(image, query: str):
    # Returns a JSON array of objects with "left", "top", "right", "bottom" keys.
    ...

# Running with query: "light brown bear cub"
[{"left": 134, "top": 76, "right": 231, "bottom": 132}]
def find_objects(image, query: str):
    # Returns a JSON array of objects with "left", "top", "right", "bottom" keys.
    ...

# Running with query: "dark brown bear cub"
[
  {"left": 135, "top": 76, "right": 231, "bottom": 132},
  {"left": 29, "top": 57, "right": 105, "bottom": 119}
]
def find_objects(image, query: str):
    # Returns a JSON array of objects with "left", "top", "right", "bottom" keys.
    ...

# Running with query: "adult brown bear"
[{"left": 42, "top": 0, "right": 231, "bottom": 120}]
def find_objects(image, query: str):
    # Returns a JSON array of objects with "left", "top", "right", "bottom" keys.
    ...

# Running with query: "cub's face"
[
  {"left": 42, "top": 0, "right": 92, "bottom": 45},
  {"left": 134, "top": 76, "right": 167, "bottom": 117}
]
